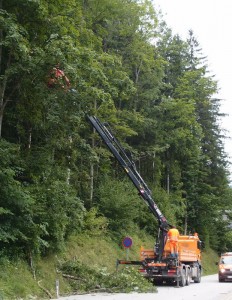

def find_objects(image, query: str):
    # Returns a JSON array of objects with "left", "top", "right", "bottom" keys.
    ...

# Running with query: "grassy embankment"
[{"left": 0, "top": 231, "right": 219, "bottom": 300}]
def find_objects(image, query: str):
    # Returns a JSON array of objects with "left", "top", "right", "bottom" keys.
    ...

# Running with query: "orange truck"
[
  {"left": 88, "top": 116, "right": 203, "bottom": 287},
  {"left": 137, "top": 233, "right": 202, "bottom": 286},
  {"left": 117, "top": 233, "right": 202, "bottom": 286}
]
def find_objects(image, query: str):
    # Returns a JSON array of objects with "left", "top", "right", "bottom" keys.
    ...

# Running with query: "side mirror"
[{"left": 197, "top": 240, "right": 205, "bottom": 250}]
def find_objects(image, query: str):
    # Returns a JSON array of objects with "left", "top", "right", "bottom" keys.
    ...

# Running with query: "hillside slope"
[{"left": 0, "top": 232, "right": 218, "bottom": 299}]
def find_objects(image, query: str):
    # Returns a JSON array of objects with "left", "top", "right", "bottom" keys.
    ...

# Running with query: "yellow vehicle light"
[{"left": 220, "top": 269, "right": 225, "bottom": 273}]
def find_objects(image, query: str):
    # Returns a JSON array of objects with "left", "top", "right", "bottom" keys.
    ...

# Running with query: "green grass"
[
  {"left": 202, "top": 246, "right": 219, "bottom": 275},
  {"left": 0, "top": 231, "right": 219, "bottom": 299},
  {"left": 62, "top": 231, "right": 154, "bottom": 271},
  {"left": 0, "top": 259, "right": 44, "bottom": 299}
]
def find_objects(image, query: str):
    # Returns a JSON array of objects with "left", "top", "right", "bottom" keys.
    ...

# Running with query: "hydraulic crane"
[
  {"left": 88, "top": 115, "right": 202, "bottom": 286},
  {"left": 88, "top": 115, "right": 170, "bottom": 260}
]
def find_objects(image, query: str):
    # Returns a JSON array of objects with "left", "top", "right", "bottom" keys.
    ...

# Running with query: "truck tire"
[
  {"left": 186, "top": 269, "right": 191, "bottom": 286},
  {"left": 193, "top": 266, "right": 201, "bottom": 283},
  {"left": 153, "top": 278, "right": 163, "bottom": 286},
  {"left": 179, "top": 269, "right": 186, "bottom": 287}
]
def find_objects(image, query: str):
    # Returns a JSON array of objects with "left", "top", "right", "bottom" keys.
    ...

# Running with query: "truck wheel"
[
  {"left": 194, "top": 267, "right": 201, "bottom": 283},
  {"left": 179, "top": 269, "right": 186, "bottom": 287},
  {"left": 186, "top": 269, "right": 191, "bottom": 286},
  {"left": 153, "top": 279, "right": 163, "bottom": 286}
]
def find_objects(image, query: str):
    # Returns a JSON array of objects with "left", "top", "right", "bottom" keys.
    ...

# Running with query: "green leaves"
[
  {"left": 98, "top": 177, "right": 140, "bottom": 232},
  {"left": 0, "top": 140, "right": 36, "bottom": 247},
  {"left": 60, "top": 260, "right": 156, "bottom": 293},
  {"left": 0, "top": 0, "right": 230, "bottom": 260}
]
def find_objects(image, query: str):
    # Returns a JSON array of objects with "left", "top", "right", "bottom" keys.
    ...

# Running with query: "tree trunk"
[
  {"left": 90, "top": 162, "right": 94, "bottom": 207},
  {"left": 184, "top": 213, "right": 188, "bottom": 235},
  {"left": 0, "top": 111, "right": 2, "bottom": 138},
  {"left": 134, "top": 60, "right": 142, "bottom": 110},
  {"left": 0, "top": 0, "right": 2, "bottom": 138},
  {"left": 0, "top": 53, "right": 12, "bottom": 138},
  {"left": 166, "top": 166, "right": 170, "bottom": 194},
  {"left": 89, "top": 98, "right": 97, "bottom": 206}
]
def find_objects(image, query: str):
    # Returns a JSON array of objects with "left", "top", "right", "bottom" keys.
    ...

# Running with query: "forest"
[{"left": 1, "top": 0, "right": 232, "bottom": 271}]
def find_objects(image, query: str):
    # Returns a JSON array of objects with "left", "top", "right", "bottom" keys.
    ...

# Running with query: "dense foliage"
[{"left": 0, "top": 0, "right": 231, "bottom": 265}]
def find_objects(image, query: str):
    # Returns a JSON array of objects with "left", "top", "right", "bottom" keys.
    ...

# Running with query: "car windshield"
[{"left": 220, "top": 257, "right": 232, "bottom": 264}]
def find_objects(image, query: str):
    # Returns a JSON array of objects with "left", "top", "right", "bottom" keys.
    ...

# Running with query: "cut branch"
[{"left": 37, "top": 280, "right": 53, "bottom": 299}]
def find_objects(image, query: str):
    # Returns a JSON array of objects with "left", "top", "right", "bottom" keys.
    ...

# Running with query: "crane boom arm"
[{"left": 88, "top": 115, "right": 170, "bottom": 258}]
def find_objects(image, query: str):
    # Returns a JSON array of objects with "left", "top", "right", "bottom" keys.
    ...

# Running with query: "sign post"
[
  {"left": 55, "top": 279, "right": 59, "bottom": 299},
  {"left": 122, "top": 236, "right": 133, "bottom": 260}
]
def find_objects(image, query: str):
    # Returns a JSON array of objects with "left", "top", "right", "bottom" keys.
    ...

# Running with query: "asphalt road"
[{"left": 53, "top": 274, "right": 232, "bottom": 300}]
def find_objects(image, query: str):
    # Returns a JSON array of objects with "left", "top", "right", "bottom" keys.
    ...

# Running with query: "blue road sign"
[{"left": 122, "top": 236, "right": 133, "bottom": 248}]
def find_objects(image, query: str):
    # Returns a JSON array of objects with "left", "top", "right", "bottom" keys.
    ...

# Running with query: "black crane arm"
[{"left": 88, "top": 115, "right": 170, "bottom": 233}]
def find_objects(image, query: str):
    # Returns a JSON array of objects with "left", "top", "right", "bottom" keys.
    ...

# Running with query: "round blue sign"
[{"left": 122, "top": 236, "right": 133, "bottom": 248}]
